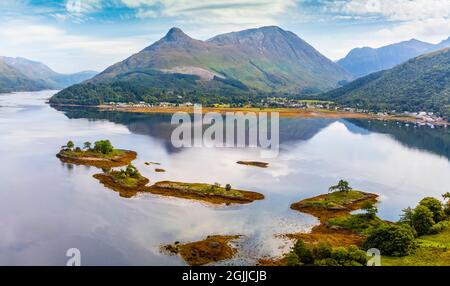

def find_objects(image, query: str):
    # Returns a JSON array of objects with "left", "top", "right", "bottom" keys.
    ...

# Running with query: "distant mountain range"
[
  {"left": 50, "top": 26, "right": 352, "bottom": 105},
  {"left": 324, "top": 48, "right": 450, "bottom": 120},
  {"left": 0, "top": 56, "right": 97, "bottom": 93},
  {"left": 337, "top": 37, "right": 450, "bottom": 77}
]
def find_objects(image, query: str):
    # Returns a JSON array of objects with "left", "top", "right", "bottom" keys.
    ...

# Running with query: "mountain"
[
  {"left": 323, "top": 48, "right": 450, "bottom": 120},
  {"left": 0, "top": 57, "right": 97, "bottom": 89},
  {"left": 437, "top": 37, "right": 450, "bottom": 50},
  {"left": 337, "top": 38, "right": 450, "bottom": 78},
  {"left": 0, "top": 60, "right": 47, "bottom": 93},
  {"left": 50, "top": 26, "right": 351, "bottom": 105},
  {"left": 337, "top": 39, "right": 435, "bottom": 78}
]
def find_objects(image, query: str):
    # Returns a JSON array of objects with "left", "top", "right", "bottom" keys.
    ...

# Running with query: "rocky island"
[
  {"left": 93, "top": 165, "right": 149, "bottom": 198},
  {"left": 147, "top": 181, "right": 264, "bottom": 205},
  {"left": 57, "top": 140, "right": 136, "bottom": 169},
  {"left": 162, "top": 235, "right": 241, "bottom": 266},
  {"left": 236, "top": 161, "right": 269, "bottom": 168}
]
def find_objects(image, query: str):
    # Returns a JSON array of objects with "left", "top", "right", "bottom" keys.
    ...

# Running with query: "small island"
[
  {"left": 147, "top": 181, "right": 264, "bottom": 205},
  {"left": 236, "top": 161, "right": 269, "bottom": 168},
  {"left": 155, "top": 168, "right": 166, "bottom": 173},
  {"left": 288, "top": 180, "right": 378, "bottom": 247},
  {"left": 57, "top": 140, "right": 136, "bottom": 169},
  {"left": 162, "top": 235, "right": 241, "bottom": 266},
  {"left": 93, "top": 165, "right": 149, "bottom": 198}
]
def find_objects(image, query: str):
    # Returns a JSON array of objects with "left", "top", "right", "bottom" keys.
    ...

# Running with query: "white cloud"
[
  {"left": 0, "top": 19, "right": 148, "bottom": 73},
  {"left": 333, "top": 0, "right": 450, "bottom": 21},
  {"left": 65, "top": 0, "right": 102, "bottom": 16},
  {"left": 120, "top": 0, "right": 296, "bottom": 27}
]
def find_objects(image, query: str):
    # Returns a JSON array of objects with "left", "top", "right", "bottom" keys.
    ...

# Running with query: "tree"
[
  {"left": 442, "top": 193, "right": 450, "bottom": 217},
  {"left": 292, "top": 240, "right": 314, "bottom": 265},
  {"left": 411, "top": 205, "right": 435, "bottom": 236},
  {"left": 419, "top": 197, "right": 444, "bottom": 223},
  {"left": 94, "top": 140, "right": 114, "bottom": 155},
  {"left": 66, "top": 140, "right": 75, "bottom": 151},
  {"left": 399, "top": 207, "right": 415, "bottom": 226},
  {"left": 361, "top": 201, "right": 378, "bottom": 219},
  {"left": 125, "top": 165, "right": 140, "bottom": 178},
  {"left": 83, "top": 141, "right": 92, "bottom": 150},
  {"left": 363, "top": 224, "right": 416, "bottom": 257},
  {"left": 225, "top": 184, "right": 232, "bottom": 191},
  {"left": 329, "top": 180, "right": 352, "bottom": 193}
]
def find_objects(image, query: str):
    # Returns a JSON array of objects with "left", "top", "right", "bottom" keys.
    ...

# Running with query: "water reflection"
[
  {"left": 347, "top": 119, "right": 450, "bottom": 160},
  {"left": 1, "top": 91, "right": 449, "bottom": 266}
]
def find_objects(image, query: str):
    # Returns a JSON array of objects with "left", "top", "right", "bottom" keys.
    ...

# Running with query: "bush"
[
  {"left": 313, "top": 242, "right": 332, "bottom": 260},
  {"left": 419, "top": 197, "right": 445, "bottom": 223},
  {"left": 287, "top": 240, "right": 366, "bottom": 266},
  {"left": 292, "top": 240, "right": 314, "bottom": 264},
  {"left": 412, "top": 205, "right": 435, "bottom": 236},
  {"left": 363, "top": 224, "right": 416, "bottom": 257},
  {"left": 94, "top": 140, "right": 114, "bottom": 155},
  {"left": 428, "top": 221, "right": 450, "bottom": 235}
]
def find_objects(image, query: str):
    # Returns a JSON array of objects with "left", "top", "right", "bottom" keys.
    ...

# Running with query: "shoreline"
[{"left": 50, "top": 103, "right": 449, "bottom": 126}]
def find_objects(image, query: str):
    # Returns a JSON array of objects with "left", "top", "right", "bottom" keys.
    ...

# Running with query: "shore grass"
[
  {"left": 153, "top": 182, "right": 244, "bottom": 198},
  {"left": 60, "top": 149, "right": 124, "bottom": 159},
  {"left": 381, "top": 227, "right": 450, "bottom": 266},
  {"left": 148, "top": 181, "right": 264, "bottom": 205}
]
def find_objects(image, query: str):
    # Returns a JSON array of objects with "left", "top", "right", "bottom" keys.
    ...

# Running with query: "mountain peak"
[{"left": 164, "top": 27, "right": 190, "bottom": 41}]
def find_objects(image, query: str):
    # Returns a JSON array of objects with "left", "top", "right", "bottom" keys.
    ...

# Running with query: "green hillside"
[{"left": 323, "top": 48, "right": 450, "bottom": 120}]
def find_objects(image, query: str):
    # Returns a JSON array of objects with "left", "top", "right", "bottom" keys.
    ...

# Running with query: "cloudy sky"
[{"left": 1, "top": 0, "right": 449, "bottom": 73}]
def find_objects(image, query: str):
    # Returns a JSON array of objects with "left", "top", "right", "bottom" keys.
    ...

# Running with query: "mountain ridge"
[
  {"left": 0, "top": 56, "right": 98, "bottom": 90},
  {"left": 51, "top": 26, "right": 352, "bottom": 105},
  {"left": 324, "top": 47, "right": 450, "bottom": 120},
  {"left": 337, "top": 37, "right": 450, "bottom": 77}
]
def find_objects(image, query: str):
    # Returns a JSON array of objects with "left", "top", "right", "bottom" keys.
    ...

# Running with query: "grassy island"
[
  {"left": 93, "top": 165, "right": 149, "bottom": 198},
  {"left": 236, "top": 161, "right": 269, "bottom": 168},
  {"left": 162, "top": 235, "right": 241, "bottom": 266},
  {"left": 147, "top": 181, "right": 264, "bottom": 205},
  {"left": 57, "top": 140, "right": 136, "bottom": 168},
  {"left": 289, "top": 184, "right": 379, "bottom": 248}
]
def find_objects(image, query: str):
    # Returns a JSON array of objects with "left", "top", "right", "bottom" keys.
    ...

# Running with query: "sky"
[{"left": 1, "top": 0, "right": 449, "bottom": 73}]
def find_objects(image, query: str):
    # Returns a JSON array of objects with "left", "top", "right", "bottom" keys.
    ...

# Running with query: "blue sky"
[{"left": 1, "top": 0, "right": 449, "bottom": 73}]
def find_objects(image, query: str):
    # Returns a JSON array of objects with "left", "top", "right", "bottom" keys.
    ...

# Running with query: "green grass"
[
  {"left": 61, "top": 149, "right": 124, "bottom": 159},
  {"left": 381, "top": 227, "right": 450, "bottom": 266},
  {"left": 328, "top": 214, "right": 387, "bottom": 235},
  {"left": 158, "top": 182, "right": 244, "bottom": 198},
  {"left": 301, "top": 190, "right": 365, "bottom": 209},
  {"left": 110, "top": 172, "right": 140, "bottom": 187}
]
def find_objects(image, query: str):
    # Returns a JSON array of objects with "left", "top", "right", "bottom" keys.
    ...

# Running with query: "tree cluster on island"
[{"left": 60, "top": 139, "right": 115, "bottom": 155}]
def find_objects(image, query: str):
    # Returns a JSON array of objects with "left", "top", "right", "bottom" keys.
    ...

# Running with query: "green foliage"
[
  {"left": 412, "top": 205, "right": 436, "bottom": 236},
  {"left": 93, "top": 140, "right": 114, "bottom": 155},
  {"left": 363, "top": 224, "right": 416, "bottom": 257},
  {"left": 419, "top": 197, "right": 445, "bottom": 223},
  {"left": 329, "top": 214, "right": 386, "bottom": 235},
  {"left": 328, "top": 180, "right": 352, "bottom": 193},
  {"left": 83, "top": 141, "right": 92, "bottom": 150},
  {"left": 292, "top": 240, "right": 314, "bottom": 265},
  {"left": 428, "top": 221, "right": 450, "bottom": 235},
  {"left": 225, "top": 184, "right": 232, "bottom": 191},
  {"left": 125, "top": 165, "right": 141, "bottom": 179},
  {"left": 361, "top": 201, "right": 378, "bottom": 219},
  {"left": 322, "top": 48, "right": 450, "bottom": 120},
  {"left": 66, "top": 140, "right": 75, "bottom": 150},
  {"left": 287, "top": 240, "right": 367, "bottom": 266}
]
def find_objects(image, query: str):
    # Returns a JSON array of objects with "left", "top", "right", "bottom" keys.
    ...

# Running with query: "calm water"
[{"left": 1, "top": 91, "right": 449, "bottom": 266}]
